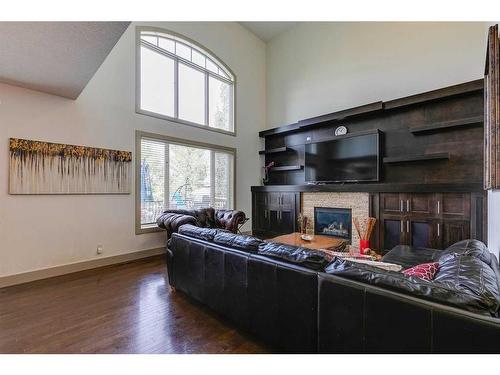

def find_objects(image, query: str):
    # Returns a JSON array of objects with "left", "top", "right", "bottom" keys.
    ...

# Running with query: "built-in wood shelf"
[
  {"left": 383, "top": 153, "right": 450, "bottom": 164},
  {"left": 410, "top": 116, "right": 483, "bottom": 134},
  {"left": 258, "top": 147, "right": 290, "bottom": 155},
  {"left": 270, "top": 165, "right": 304, "bottom": 172}
]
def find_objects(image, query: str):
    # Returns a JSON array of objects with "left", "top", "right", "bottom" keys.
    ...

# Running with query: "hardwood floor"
[{"left": 0, "top": 256, "right": 271, "bottom": 354}]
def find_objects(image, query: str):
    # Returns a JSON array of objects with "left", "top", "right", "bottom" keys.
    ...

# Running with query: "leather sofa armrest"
[
  {"left": 156, "top": 212, "right": 198, "bottom": 238},
  {"left": 215, "top": 209, "right": 246, "bottom": 233}
]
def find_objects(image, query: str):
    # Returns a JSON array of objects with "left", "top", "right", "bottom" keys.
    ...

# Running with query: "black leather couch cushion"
[
  {"left": 325, "top": 257, "right": 500, "bottom": 317},
  {"left": 434, "top": 255, "right": 500, "bottom": 316},
  {"left": 213, "top": 232, "right": 263, "bottom": 252},
  {"left": 257, "top": 242, "right": 329, "bottom": 271},
  {"left": 178, "top": 224, "right": 220, "bottom": 242},
  {"left": 438, "top": 239, "right": 494, "bottom": 266},
  {"left": 382, "top": 245, "right": 441, "bottom": 269}
]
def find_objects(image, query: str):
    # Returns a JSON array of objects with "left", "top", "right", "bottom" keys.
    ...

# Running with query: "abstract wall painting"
[{"left": 9, "top": 138, "right": 132, "bottom": 194}]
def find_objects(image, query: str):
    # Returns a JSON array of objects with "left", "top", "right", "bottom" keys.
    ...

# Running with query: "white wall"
[
  {"left": 488, "top": 191, "right": 500, "bottom": 259},
  {"left": 0, "top": 22, "right": 266, "bottom": 277},
  {"left": 266, "top": 22, "right": 490, "bottom": 128}
]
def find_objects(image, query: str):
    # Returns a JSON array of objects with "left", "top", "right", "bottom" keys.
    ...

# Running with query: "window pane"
[
  {"left": 158, "top": 37, "right": 175, "bottom": 53},
  {"left": 175, "top": 42, "right": 191, "bottom": 60},
  {"left": 140, "top": 46, "right": 175, "bottom": 117},
  {"left": 178, "top": 63, "right": 206, "bottom": 124},
  {"left": 168, "top": 144, "right": 211, "bottom": 209},
  {"left": 192, "top": 49, "right": 206, "bottom": 68},
  {"left": 206, "top": 59, "right": 218, "bottom": 74},
  {"left": 141, "top": 35, "right": 157, "bottom": 45},
  {"left": 140, "top": 139, "right": 165, "bottom": 225},
  {"left": 209, "top": 76, "right": 231, "bottom": 131},
  {"left": 214, "top": 152, "right": 233, "bottom": 209},
  {"left": 218, "top": 68, "right": 229, "bottom": 79}
]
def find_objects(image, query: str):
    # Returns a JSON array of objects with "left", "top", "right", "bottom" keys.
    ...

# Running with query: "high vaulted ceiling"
[
  {"left": 0, "top": 22, "right": 130, "bottom": 99},
  {"left": 240, "top": 22, "right": 298, "bottom": 42}
]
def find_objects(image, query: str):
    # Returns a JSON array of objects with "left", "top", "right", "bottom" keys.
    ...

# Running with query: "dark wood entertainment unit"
[{"left": 252, "top": 79, "right": 486, "bottom": 251}]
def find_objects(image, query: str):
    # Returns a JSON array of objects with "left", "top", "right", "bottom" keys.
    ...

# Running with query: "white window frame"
[
  {"left": 135, "top": 130, "right": 237, "bottom": 234},
  {"left": 135, "top": 26, "right": 237, "bottom": 136}
]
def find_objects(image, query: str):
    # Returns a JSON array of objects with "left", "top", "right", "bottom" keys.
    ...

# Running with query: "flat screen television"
[{"left": 304, "top": 132, "right": 380, "bottom": 183}]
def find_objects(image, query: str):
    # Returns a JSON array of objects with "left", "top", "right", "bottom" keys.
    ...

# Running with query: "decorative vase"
[{"left": 359, "top": 239, "right": 369, "bottom": 254}]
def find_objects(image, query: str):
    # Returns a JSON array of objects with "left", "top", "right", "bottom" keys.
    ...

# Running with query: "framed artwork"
[{"left": 9, "top": 138, "right": 132, "bottom": 194}]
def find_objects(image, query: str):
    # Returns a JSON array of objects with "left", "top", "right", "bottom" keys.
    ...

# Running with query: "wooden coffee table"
[{"left": 270, "top": 232, "right": 346, "bottom": 251}]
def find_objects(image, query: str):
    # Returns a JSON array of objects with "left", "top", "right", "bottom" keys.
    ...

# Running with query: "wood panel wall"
[
  {"left": 260, "top": 80, "right": 484, "bottom": 190},
  {"left": 485, "top": 24, "right": 500, "bottom": 189}
]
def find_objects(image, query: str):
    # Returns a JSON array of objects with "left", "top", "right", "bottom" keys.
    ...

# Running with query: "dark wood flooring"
[{"left": 0, "top": 256, "right": 271, "bottom": 354}]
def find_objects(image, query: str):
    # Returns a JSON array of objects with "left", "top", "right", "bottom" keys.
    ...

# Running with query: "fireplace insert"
[{"left": 314, "top": 207, "right": 352, "bottom": 241}]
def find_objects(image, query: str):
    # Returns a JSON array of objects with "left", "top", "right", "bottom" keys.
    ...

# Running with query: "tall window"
[
  {"left": 136, "top": 132, "right": 235, "bottom": 231},
  {"left": 137, "top": 28, "right": 235, "bottom": 134}
]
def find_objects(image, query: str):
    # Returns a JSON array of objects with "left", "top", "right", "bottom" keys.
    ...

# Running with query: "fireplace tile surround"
[{"left": 301, "top": 192, "right": 370, "bottom": 245}]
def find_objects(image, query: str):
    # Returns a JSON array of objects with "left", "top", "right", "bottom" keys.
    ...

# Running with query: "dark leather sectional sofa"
[{"left": 165, "top": 224, "right": 500, "bottom": 353}]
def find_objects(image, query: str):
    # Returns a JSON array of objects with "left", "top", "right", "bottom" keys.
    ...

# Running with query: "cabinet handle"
[
  {"left": 406, "top": 200, "right": 410, "bottom": 212},
  {"left": 437, "top": 223, "right": 440, "bottom": 237},
  {"left": 437, "top": 200, "right": 440, "bottom": 214},
  {"left": 407, "top": 220, "right": 409, "bottom": 233},
  {"left": 400, "top": 200, "right": 403, "bottom": 212},
  {"left": 401, "top": 220, "right": 404, "bottom": 233},
  {"left": 264, "top": 210, "right": 267, "bottom": 219}
]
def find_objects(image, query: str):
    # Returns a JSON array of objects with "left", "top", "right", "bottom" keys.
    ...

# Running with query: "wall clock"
[{"left": 335, "top": 126, "right": 348, "bottom": 136}]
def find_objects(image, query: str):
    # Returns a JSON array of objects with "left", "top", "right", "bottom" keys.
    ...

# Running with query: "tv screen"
[{"left": 305, "top": 133, "right": 379, "bottom": 182}]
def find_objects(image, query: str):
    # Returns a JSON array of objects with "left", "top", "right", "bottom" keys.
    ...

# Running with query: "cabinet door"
[
  {"left": 407, "top": 218, "right": 439, "bottom": 249},
  {"left": 441, "top": 220, "right": 471, "bottom": 249},
  {"left": 279, "top": 192, "right": 295, "bottom": 210},
  {"left": 254, "top": 192, "right": 268, "bottom": 206},
  {"left": 278, "top": 209, "right": 295, "bottom": 234},
  {"left": 252, "top": 192, "right": 272, "bottom": 237},
  {"left": 268, "top": 210, "right": 281, "bottom": 236},
  {"left": 380, "top": 216, "right": 405, "bottom": 252},
  {"left": 438, "top": 193, "right": 471, "bottom": 220},
  {"left": 380, "top": 193, "right": 405, "bottom": 215},
  {"left": 256, "top": 207, "right": 270, "bottom": 232},
  {"left": 406, "top": 193, "right": 436, "bottom": 218},
  {"left": 269, "top": 193, "right": 282, "bottom": 208}
]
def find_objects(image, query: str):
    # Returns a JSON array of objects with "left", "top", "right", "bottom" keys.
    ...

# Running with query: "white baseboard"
[{"left": 0, "top": 247, "right": 165, "bottom": 289}]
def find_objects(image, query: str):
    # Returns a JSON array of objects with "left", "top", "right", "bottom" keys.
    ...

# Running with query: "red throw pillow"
[{"left": 402, "top": 262, "right": 439, "bottom": 280}]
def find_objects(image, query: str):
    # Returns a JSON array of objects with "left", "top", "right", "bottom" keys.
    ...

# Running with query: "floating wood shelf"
[
  {"left": 258, "top": 79, "right": 484, "bottom": 138},
  {"left": 383, "top": 153, "right": 450, "bottom": 164},
  {"left": 298, "top": 102, "right": 384, "bottom": 129},
  {"left": 410, "top": 116, "right": 483, "bottom": 134},
  {"left": 258, "top": 147, "right": 290, "bottom": 155},
  {"left": 270, "top": 165, "right": 304, "bottom": 172}
]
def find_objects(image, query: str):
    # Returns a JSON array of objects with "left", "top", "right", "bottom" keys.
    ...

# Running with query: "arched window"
[{"left": 137, "top": 27, "right": 235, "bottom": 134}]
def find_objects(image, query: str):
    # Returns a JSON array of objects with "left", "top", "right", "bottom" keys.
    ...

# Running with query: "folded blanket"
[{"left": 343, "top": 258, "right": 402, "bottom": 272}]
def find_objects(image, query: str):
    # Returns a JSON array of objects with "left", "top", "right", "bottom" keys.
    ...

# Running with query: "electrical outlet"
[{"left": 96, "top": 245, "right": 103, "bottom": 255}]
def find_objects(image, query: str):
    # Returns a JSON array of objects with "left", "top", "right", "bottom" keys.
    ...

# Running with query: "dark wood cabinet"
[
  {"left": 407, "top": 217, "right": 440, "bottom": 249},
  {"left": 252, "top": 191, "right": 299, "bottom": 238},
  {"left": 379, "top": 192, "right": 473, "bottom": 251},
  {"left": 440, "top": 219, "right": 471, "bottom": 249},
  {"left": 380, "top": 216, "right": 405, "bottom": 251}
]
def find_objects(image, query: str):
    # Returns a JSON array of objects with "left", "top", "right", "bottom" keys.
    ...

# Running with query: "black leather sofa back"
[
  {"left": 169, "top": 233, "right": 319, "bottom": 352},
  {"left": 318, "top": 273, "right": 500, "bottom": 353},
  {"left": 168, "top": 232, "right": 500, "bottom": 353}
]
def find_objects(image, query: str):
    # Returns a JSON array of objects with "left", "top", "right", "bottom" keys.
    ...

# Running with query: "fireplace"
[{"left": 314, "top": 207, "right": 352, "bottom": 241}]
